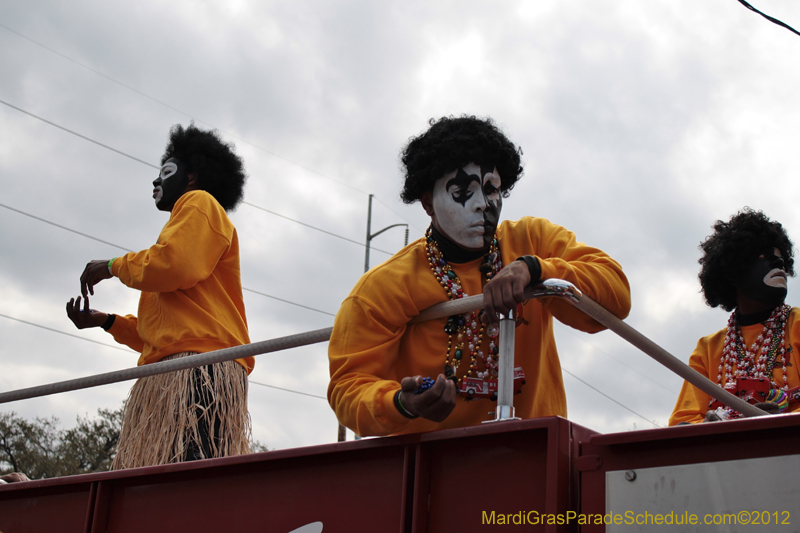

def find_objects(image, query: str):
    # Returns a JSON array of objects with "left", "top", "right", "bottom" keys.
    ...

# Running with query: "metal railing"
[{"left": 0, "top": 279, "right": 767, "bottom": 419}]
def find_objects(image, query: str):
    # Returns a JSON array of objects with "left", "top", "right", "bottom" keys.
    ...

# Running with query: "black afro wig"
[
  {"left": 400, "top": 115, "right": 523, "bottom": 204},
  {"left": 161, "top": 124, "right": 246, "bottom": 212},
  {"left": 699, "top": 208, "right": 794, "bottom": 312}
]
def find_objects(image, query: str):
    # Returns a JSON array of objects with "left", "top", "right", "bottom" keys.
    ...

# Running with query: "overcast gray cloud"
[{"left": 2, "top": 0, "right": 800, "bottom": 449}]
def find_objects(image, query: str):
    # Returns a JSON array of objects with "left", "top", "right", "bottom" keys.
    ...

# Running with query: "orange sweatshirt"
[
  {"left": 108, "top": 190, "right": 253, "bottom": 373},
  {"left": 669, "top": 307, "right": 800, "bottom": 425},
  {"left": 328, "top": 217, "right": 631, "bottom": 436}
]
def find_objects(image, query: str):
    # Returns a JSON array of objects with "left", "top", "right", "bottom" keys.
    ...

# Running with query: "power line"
[
  {"left": 243, "top": 288, "right": 334, "bottom": 317},
  {"left": 555, "top": 322, "right": 679, "bottom": 396},
  {"left": 0, "top": 23, "right": 359, "bottom": 190},
  {"left": 0, "top": 98, "right": 156, "bottom": 168},
  {"left": 0, "top": 22, "right": 196, "bottom": 123},
  {"left": 562, "top": 367, "right": 660, "bottom": 428},
  {"left": 0, "top": 201, "right": 131, "bottom": 253},
  {"left": 242, "top": 202, "right": 391, "bottom": 254},
  {"left": 0, "top": 21, "right": 423, "bottom": 230},
  {"left": 0, "top": 312, "right": 327, "bottom": 400},
  {"left": 0, "top": 312, "right": 134, "bottom": 352},
  {"left": 737, "top": 0, "right": 800, "bottom": 36},
  {"left": 372, "top": 195, "right": 426, "bottom": 235},
  {"left": 249, "top": 380, "right": 327, "bottom": 400},
  {"left": 0, "top": 98, "right": 395, "bottom": 256},
  {"left": 0, "top": 202, "right": 337, "bottom": 317}
]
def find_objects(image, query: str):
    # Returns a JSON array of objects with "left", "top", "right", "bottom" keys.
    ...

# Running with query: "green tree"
[
  {"left": 59, "top": 408, "right": 121, "bottom": 475},
  {"left": 1, "top": 408, "right": 269, "bottom": 479},
  {"left": 0, "top": 408, "right": 122, "bottom": 479},
  {"left": 0, "top": 412, "right": 61, "bottom": 479}
]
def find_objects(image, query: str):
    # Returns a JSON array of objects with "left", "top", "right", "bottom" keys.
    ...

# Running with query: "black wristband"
[
  {"left": 394, "top": 390, "right": 419, "bottom": 419},
  {"left": 101, "top": 314, "right": 116, "bottom": 331},
  {"left": 515, "top": 255, "right": 541, "bottom": 284}
]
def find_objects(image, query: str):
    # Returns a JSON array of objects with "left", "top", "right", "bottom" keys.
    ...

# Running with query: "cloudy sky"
[{"left": 1, "top": 0, "right": 799, "bottom": 451}]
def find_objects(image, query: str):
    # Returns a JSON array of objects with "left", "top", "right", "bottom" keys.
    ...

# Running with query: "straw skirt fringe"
[{"left": 111, "top": 352, "right": 251, "bottom": 470}]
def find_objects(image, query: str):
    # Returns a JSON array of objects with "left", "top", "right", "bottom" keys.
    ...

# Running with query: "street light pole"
[
  {"left": 364, "top": 194, "right": 373, "bottom": 273},
  {"left": 364, "top": 194, "right": 409, "bottom": 273},
  {"left": 337, "top": 194, "right": 410, "bottom": 443}
]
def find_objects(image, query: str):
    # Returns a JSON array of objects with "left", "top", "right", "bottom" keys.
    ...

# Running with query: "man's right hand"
[
  {"left": 66, "top": 296, "right": 108, "bottom": 330},
  {"left": 398, "top": 374, "right": 456, "bottom": 422}
]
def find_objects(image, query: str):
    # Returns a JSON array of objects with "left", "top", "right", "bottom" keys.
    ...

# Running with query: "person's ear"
[
  {"left": 421, "top": 190, "right": 435, "bottom": 217},
  {"left": 186, "top": 173, "right": 198, "bottom": 191}
]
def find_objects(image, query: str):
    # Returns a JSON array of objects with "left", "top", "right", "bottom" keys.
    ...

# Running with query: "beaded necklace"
[
  {"left": 425, "top": 227, "right": 503, "bottom": 386},
  {"left": 719, "top": 304, "right": 791, "bottom": 391}
]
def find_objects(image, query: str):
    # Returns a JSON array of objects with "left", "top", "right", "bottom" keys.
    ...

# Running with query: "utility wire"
[
  {"left": 0, "top": 312, "right": 328, "bottom": 400},
  {"left": 372, "top": 195, "right": 426, "bottom": 235},
  {"left": 0, "top": 201, "right": 130, "bottom": 253},
  {"left": 249, "top": 380, "right": 327, "bottom": 400},
  {"left": 242, "top": 201, "right": 390, "bottom": 253},
  {"left": 243, "top": 288, "right": 335, "bottom": 317},
  {"left": 555, "top": 322, "right": 679, "bottom": 396},
  {"left": 0, "top": 312, "right": 134, "bottom": 352},
  {"left": 737, "top": 0, "right": 800, "bottom": 37},
  {"left": 0, "top": 22, "right": 196, "bottom": 123},
  {"left": 0, "top": 99, "right": 393, "bottom": 256},
  {"left": 0, "top": 202, "right": 337, "bottom": 317},
  {"left": 0, "top": 21, "right": 423, "bottom": 227},
  {"left": 562, "top": 367, "right": 660, "bottom": 428},
  {"left": 0, "top": 23, "right": 363, "bottom": 192},
  {"left": 0, "top": 99, "right": 155, "bottom": 168}
]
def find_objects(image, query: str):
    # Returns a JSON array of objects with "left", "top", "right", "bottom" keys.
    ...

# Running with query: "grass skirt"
[{"left": 111, "top": 352, "right": 251, "bottom": 470}]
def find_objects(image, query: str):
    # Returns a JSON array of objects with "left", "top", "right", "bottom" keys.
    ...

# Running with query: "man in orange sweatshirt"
[
  {"left": 669, "top": 209, "right": 800, "bottom": 424},
  {"left": 328, "top": 116, "right": 631, "bottom": 437},
  {"left": 66, "top": 124, "right": 252, "bottom": 468}
]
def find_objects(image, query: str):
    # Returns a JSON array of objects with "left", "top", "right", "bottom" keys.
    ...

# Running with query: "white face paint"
[
  {"left": 153, "top": 161, "right": 178, "bottom": 206},
  {"left": 763, "top": 248, "right": 787, "bottom": 289},
  {"left": 431, "top": 162, "right": 502, "bottom": 250},
  {"left": 738, "top": 246, "right": 788, "bottom": 308}
]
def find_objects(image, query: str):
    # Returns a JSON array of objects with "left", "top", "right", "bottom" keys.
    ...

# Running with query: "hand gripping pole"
[{"left": 411, "top": 279, "right": 768, "bottom": 419}]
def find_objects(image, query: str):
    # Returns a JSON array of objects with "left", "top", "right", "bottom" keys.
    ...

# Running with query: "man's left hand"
[
  {"left": 80, "top": 259, "right": 112, "bottom": 297},
  {"left": 481, "top": 259, "right": 531, "bottom": 324},
  {"left": 66, "top": 296, "right": 108, "bottom": 330}
]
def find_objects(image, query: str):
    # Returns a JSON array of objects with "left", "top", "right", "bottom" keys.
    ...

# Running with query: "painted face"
[
  {"left": 431, "top": 162, "right": 502, "bottom": 251},
  {"left": 153, "top": 157, "right": 189, "bottom": 211},
  {"left": 737, "top": 247, "right": 787, "bottom": 308}
]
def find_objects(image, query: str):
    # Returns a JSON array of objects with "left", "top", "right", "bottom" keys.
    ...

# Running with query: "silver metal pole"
[
  {"left": 364, "top": 194, "right": 373, "bottom": 273},
  {"left": 484, "top": 309, "right": 519, "bottom": 423}
]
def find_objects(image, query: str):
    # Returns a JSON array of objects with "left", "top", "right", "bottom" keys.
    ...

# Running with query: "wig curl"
[
  {"left": 400, "top": 115, "right": 523, "bottom": 204},
  {"left": 698, "top": 208, "right": 794, "bottom": 311},
  {"left": 161, "top": 124, "right": 246, "bottom": 212}
]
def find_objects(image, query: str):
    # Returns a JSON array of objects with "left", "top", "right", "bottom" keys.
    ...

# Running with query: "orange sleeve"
[
  {"left": 111, "top": 193, "right": 232, "bottom": 293},
  {"left": 328, "top": 294, "right": 415, "bottom": 437},
  {"left": 668, "top": 336, "right": 716, "bottom": 425},
  {"left": 107, "top": 314, "right": 145, "bottom": 354},
  {"left": 511, "top": 218, "right": 632, "bottom": 333}
]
